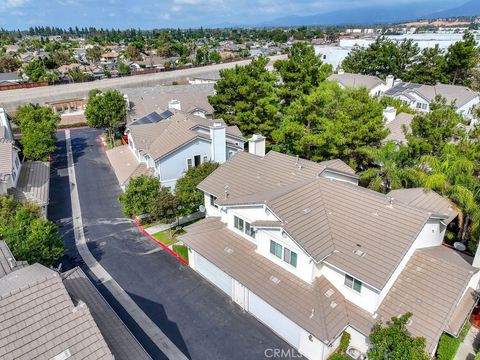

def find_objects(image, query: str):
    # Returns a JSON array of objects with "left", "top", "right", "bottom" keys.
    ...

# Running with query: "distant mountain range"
[{"left": 217, "top": 0, "right": 480, "bottom": 28}]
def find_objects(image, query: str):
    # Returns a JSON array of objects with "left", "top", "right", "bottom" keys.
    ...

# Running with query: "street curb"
[{"left": 133, "top": 215, "right": 188, "bottom": 265}]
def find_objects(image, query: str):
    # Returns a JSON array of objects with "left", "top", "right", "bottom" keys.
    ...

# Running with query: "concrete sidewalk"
[
  {"left": 455, "top": 327, "right": 479, "bottom": 360},
  {"left": 144, "top": 211, "right": 204, "bottom": 235}
]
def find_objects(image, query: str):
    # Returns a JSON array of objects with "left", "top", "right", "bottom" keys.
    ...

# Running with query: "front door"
[{"left": 194, "top": 155, "right": 201, "bottom": 167}]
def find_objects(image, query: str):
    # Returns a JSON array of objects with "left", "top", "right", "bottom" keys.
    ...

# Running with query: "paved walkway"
[
  {"left": 65, "top": 130, "right": 188, "bottom": 360},
  {"left": 144, "top": 212, "right": 205, "bottom": 235},
  {"left": 455, "top": 327, "right": 479, "bottom": 360}
]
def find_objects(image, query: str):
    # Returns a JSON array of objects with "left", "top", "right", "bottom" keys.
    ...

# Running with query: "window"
[
  {"left": 12, "top": 170, "right": 16, "bottom": 181},
  {"left": 203, "top": 155, "right": 208, "bottom": 163},
  {"left": 14, "top": 157, "right": 19, "bottom": 168},
  {"left": 227, "top": 150, "right": 235, "bottom": 159},
  {"left": 210, "top": 194, "right": 217, "bottom": 207},
  {"left": 194, "top": 154, "right": 201, "bottom": 167},
  {"left": 186, "top": 158, "right": 193, "bottom": 169},
  {"left": 344, "top": 274, "right": 362, "bottom": 293},
  {"left": 270, "top": 240, "right": 282, "bottom": 259},
  {"left": 283, "top": 248, "right": 297, "bottom": 267},
  {"left": 245, "top": 222, "right": 255, "bottom": 239},
  {"left": 234, "top": 216, "right": 244, "bottom": 232}
]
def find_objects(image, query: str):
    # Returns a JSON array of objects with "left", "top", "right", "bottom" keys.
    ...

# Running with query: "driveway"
[{"left": 49, "top": 128, "right": 299, "bottom": 360}]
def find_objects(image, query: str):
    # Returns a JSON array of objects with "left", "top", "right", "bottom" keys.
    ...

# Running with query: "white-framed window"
[
  {"left": 234, "top": 215, "right": 255, "bottom": 239},
  {"left": 12, "top": 170, "right": 16, "bottom": 181},
  {"left": 210, "top": 194, "right": 217, "bottom": 207},
  {"left": 269, "top": 240, "right": 297, "bottom": 268},
  {"left": 203, "top": 155, "right": 208, "bottom": 163},
  {"left": 344, "top": 274, "right": 362, "bottom": 293},
  {"left": 186, "top": 158, "right": 193, "bottom": 169}
]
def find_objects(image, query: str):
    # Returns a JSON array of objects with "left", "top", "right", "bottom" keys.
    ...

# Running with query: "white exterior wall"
[
  {"left": 458, "top": 96, "right": 480, "bottom": 122},
  {"left": 345, "top": 326, "right": 370, "bottom": 355},
  {"left": 321, "top": 263, "right": 380, "bottom": 314},
  {"left": 204, "top": 192, "right": 222, "bottom": 217}
]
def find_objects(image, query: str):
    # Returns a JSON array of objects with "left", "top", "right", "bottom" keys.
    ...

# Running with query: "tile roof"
[
  {"left": 106, "top": 145, "right": 153, "bottom": 186},
  {"left": 0, "top": 241, "right": 27, "bottom": 278},
  {"left": 385, "top": 82, "right": 479, "bottom": 109},
  {"left": 388, "top": 187, "right": 458, "bottom": 224},
  {"left": 328, "top": 73, "right": 384, "bottom": 91},
  {"left": 62, "top": 268, "right": 151, "bottom": 360},
  {"left": 0, "top": 72, "right": 20, "bottom": 82},
  {"left": 377, "top": 246, "right": 478, "bottom": 354},
  {"left": 8, "top": 161, "right": 50, "bottom": 207},
  {"left": 128, "top": 112, "right": 243, "bottom": 161},
  {"left": 384, "top": 112, "right": 414, "bottom": 144},
  {"left": 125, "top": 84, "right": 215, "bottom": 120},
  {"left": 199, "top": 151, "right": 429, "bottom": 289},
  {"left": 0, "top": 264, "right": 113, "bottom": 360}
]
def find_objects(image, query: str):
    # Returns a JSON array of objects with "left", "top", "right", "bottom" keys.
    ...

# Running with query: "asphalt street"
[{"left": 49, "top": 128, "right": 299, "bottom": 360}]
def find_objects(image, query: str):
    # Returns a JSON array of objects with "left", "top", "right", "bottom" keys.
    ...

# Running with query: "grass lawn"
[
  {"left": 152, "top": 228, "right": 186, "bottom": 246},
  {"left": 173, "top": 244, "right": 189, "bottom": 263}
]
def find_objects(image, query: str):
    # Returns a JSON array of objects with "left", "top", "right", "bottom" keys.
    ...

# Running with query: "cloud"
[{"left": 1, "top": 0, "right": 28, "bottom": 8}]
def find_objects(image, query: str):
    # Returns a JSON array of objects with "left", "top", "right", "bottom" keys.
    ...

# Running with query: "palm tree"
[{"left": 359, "top": 141, "right": 417, "bottom": 193}]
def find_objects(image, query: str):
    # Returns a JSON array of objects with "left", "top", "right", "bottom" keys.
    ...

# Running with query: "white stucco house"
[
  {"left": 180, "top": 138, "right": 480, "bottom": 360},
  {"left": 0, "top": 109, "right": 50, "bottom": 218},
  {"left": 385, "top": 82, "right": 480, "bottom": 124},
  {"left": 327, "top": 71, "right": 396, "bottom": 97},
  {"left": 107, "top": 110, "right": 245, "bottom": 190}
]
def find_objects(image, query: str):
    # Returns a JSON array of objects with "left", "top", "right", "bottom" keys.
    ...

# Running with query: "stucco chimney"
[
  {"left": 338, "top": 69, "right": 345, "bottom": 75},
  {"left": 168, "top": 99, "right": 181, "bottom": 111},
  {"left": 210, "top": 122, "right": 226, "bottom": 164},
  {"left": 383, "top": 106, "right": 397, "bottom": 124},
  {"left": 473, "top": 245, "right": 480, "bottom": 268},
  {"left": 385, "top": 74, "right": 394, "bottom": 89},
  {"left": 394, "top": 78, "right": 402, "bottom": 87},
  {"left": 248, "top": 134, "right": 266, "bottom": 157},
  {"left": 123, "top": 94, "right": 130, "bottom": 110}
]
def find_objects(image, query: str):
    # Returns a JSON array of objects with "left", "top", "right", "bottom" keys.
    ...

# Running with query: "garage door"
[
  {"left": 195, "top": 253, "right": 233, "bottom": 297},
  {"left": 249, "top": 292, "right": 302, "bottom": 348}
]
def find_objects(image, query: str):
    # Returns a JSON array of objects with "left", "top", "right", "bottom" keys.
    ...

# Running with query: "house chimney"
[
  {"left": 473, "top": 245, "right": 480, "bottom": 268},
  {"left": 123, "top": 94, "right": 130, "bottom": 110},
  {"left": 210, "top": 122, "right": 227, "bottom": 164},
  {"left": 383, "top": 106, "right": 397, "bottom": 124},
  {"left": 338, "top": 69, "right": 345, "bottom": 75},
  {"left": 386, "top": 74, "right": 394, "bottom": 89},
  {"left": 168, "top": 99, "right": 181, "bottom": 111},
  {"left": 394, "top": 78, "right": 402, "bottom": 87},
  {"left": 248, "top": 134, "right": 266, "bottom": 157}
]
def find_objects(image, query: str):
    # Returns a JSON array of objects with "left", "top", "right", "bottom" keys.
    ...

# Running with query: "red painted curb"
[{"left": 133, "top": 215, "right": 188, "bottom": 265}]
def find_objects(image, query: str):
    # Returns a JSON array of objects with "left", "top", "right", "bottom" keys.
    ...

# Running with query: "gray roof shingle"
[
  {"left": 328, "top": 73, "right": 384, "bottom": 91},
  {"left": 8, "top": 161, "right": 50, "bottom": 206}
]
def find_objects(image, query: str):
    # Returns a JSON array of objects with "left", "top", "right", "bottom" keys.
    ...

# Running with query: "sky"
[{"left": 0, "top": 0, "right": 460, "bottom": 30}]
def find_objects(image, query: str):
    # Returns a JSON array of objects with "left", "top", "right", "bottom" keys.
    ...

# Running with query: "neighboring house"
[
  {"left": 108, "top": 110, "right": 245, "bottom": 190},
  {"left": 0, "top": 72, "right": 21, "bottom": 86},
  {"left": 124, "top": 84, "right": 215, "bottom": 121},
  {"left": 0, "top": 241, "right": 150, "bottom": 360},
  {"left": 0, "top": 108, "right": 50, "bottom": 218},
  {"left": 327, "top": 70, "right": 393, "bottom": 97},
  {"left": 101, "top": 51, "right": 120, "bottom": 63},
  {"left": 188, "top": 70, "right": 221, "bottom": 85},
  {"left": 382, "top": 106, "right": 415, "bottom": 144},
  {"left": 180, "top": 140, "right": 478, "bottom": 360},
  {"left": 385, "top": 82, "right": 480, "bottom": 123}
]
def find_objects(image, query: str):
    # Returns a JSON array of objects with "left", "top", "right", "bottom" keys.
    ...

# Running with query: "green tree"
[
  {"left": 274, "top": 42, "right": 332, "bottom": 106},
  {"left": 0, "top": 54, "right": 21, "bottom": 72},
  {"left": 125, "top": 44, "right": 141, "bottom": 61},
  {"left": 368, "top": 313, "right": 429, "bottom": 360},
  {"left": 85, "top": 89, "right": 126, "bottom": 147},
  {"left": 175, "top": 162, "right": 219, "bottom": 213},
  {"left": 0, "top": 196, "right": 63, "bottom": 266},
  {"left": 406, "top": 45, "right": 448, "bottom": 85},
  {"left": 16, "top": 104, "right": 59, "bottom": 161},
  {"left": 23, "top": 59, "right": 47, "bottom": 82},
  {"left": 445, "top": 32, "right": 479, "bottom": 86},
  {"left": 119, "top": 175, "right": 160, "bottom": 216},
  {"left": 150, "top": 188, "right": 180, "bottom": 221},
  {"left": 406, "top": 98, "right": 467, "bottom": 157},
  {"left": 208, "top": 56, "right": 280, "bottom": 138},
  {"left": 86, "top": 46, "right": 102, "bottom": 62},
  {"left": 209, "top": 51, "right": 221, "bottom": 63},
  {"left": 118, "top": 62, "right": 131, "bottom": 75},
  {"left": 272, "top": 81, "right": 387, "bottom": 167}
]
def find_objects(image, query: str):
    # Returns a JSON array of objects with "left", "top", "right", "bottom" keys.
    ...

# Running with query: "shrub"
[
  {"left": 329, "top": 354, "right": 350, "bottom": 360},
  {"left": 119, "top": 175, "right": 160, "bottom": 216},
  {"left": 339, "top": 331, "right": 351, "bottom": 353},
  {"left": 150, "top": 187, "right": 180, "bottom": 222},
  {"left": 437, "top": 322, "right": 471, "bottom": 360}
]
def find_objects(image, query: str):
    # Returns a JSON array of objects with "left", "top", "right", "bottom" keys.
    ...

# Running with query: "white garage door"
[
  {"left": 195, "top": 253, "right": 233, "bottom": 297},
  {"left": 249, "top": 292, "right": 302, "bottom": 348}
]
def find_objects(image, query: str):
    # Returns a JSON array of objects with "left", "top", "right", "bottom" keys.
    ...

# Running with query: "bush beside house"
[{"left": 437, "top": 322, "right": 471, "bottom": 360}]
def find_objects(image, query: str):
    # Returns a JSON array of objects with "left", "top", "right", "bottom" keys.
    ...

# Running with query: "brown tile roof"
[
  {"left": 0, "top": 241, "right": 26, "bottom": 278},
  {"left": 62, "top": 268, "right": 151, "bottom": 360},
  {"left": 388, "top": 187, "right": 458, "bottom": 224},
  {"left": 384, "top": 112, "right": 414, "bottom": 144},
  {"left": 200, "top": 151, "right": 429, "bottom": 289},
  {"left": 8, "top": 161, "right": 50, "bottom": 207},
  {"left": 377, "top": 246, "right": 477, "bottom": 354},
  {"left": 446, "top": 287, "right": 477, "bottom": 336},
  {"left": 0, "top": 264, "right": 113, "bottom": 360},
  {"left": 128, "top": 112, "right": 243, "bottom": 161},
  {"left": 180, "top": 217, "right": 351, "bottom": 343},
  {"left": 106, "top": 145, "right": 153, "bottom": 186},
  {"left": 328, "top": 73, "right": 384, "bottom": 91}
]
